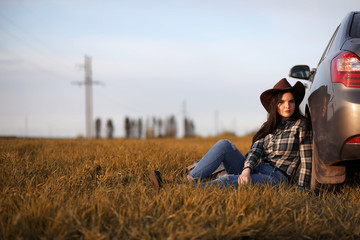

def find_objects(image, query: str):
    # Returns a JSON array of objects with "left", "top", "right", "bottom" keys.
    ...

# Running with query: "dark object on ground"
[{"left": 150, "top": 170, "right": 163, "bottom": 190}]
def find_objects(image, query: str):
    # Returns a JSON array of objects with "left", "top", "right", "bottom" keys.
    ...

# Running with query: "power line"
[
  {"left": 0, "top": 11, "right": 78, "bottom": 72},
  {"left": 0, "top": 29, "right": 78, "bottom": 83}
]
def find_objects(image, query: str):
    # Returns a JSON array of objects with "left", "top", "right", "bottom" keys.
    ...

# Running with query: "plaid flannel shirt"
[{"left": 243, "top": 118, "right": 312, "bottom": 190}]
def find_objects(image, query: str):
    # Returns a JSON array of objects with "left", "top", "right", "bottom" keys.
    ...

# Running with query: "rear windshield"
[{"left": 350, "top": 13, "right": 360, "bottom": 37}]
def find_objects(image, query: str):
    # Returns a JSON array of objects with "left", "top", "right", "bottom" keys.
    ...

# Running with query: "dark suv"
[{"left": 289, "top": 11, "right": 360, "bottom": 190}]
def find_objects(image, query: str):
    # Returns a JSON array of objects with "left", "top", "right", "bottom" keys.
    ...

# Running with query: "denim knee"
[{"left": 216, "top": 139, "right": 237, "bottom": 152}]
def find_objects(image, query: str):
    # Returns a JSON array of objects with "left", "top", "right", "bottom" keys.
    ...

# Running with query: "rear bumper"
[{"left": 341, "top": 143, "right": 360, "bottom": 160}]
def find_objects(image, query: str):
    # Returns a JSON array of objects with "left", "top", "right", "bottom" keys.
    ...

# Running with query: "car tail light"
[
  {"left": 348, "top": 136, "right": 360, "bottom": 143},
  {"left": 331, "top": 51, "right": 360, "bottom": 87}
]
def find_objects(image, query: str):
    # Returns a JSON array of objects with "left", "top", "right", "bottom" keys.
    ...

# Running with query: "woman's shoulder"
[
  {"left": 292, "top": 117, "right": 311, "bottom": 133},
  {"left": 288, "top": 117, "right": 307, "bottom": 128}
]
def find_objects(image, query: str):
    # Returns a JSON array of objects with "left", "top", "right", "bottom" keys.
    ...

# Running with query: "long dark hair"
[{"left": 252, "top": 91, "right": 305, "bottom": 143}]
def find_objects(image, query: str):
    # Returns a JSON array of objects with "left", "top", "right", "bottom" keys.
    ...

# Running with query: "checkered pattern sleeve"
[
  {"left": 243, "top": 138, "right": 264, "bottom": 171},
  {"left": 296, "top": 123, "right": 312, "bottom": 190}
]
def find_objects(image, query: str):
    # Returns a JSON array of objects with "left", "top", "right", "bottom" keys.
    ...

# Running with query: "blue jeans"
[{"left": 190, "top": 140, "right": 288, "bottom": 188}]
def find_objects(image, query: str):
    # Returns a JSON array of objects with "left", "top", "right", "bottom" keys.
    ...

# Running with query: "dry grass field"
[{"left": 1, "top": 136, "right": 360, "bottom": 240}]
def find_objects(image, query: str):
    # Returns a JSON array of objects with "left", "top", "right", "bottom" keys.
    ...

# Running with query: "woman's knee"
[{"left": 215, "top": 139, "right": 237, "bottom": 151}]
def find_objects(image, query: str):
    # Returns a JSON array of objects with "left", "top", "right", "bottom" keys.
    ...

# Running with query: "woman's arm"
[
  {"left": 239, "top": 138, "right": 264, "bottom": 185},
  {"left": 297, "top": 125, "right": 312, "bottom": 190},
  {"left": 243, "top": 139, "right": 264, "bottom": 171}
]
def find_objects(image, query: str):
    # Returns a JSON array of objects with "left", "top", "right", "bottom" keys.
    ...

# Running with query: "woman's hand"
[{"left": 238, "top": 168, "right": 252, "bottom": 185}]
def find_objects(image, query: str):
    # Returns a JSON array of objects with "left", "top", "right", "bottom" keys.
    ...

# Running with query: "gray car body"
[{"left": 290, "top": 11, "right": 360, "bottom": 185}]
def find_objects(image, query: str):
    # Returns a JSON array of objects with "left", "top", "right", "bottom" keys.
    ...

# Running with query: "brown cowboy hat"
[{"left": 260, "top": 78, "right": 305, "bottom": 112}]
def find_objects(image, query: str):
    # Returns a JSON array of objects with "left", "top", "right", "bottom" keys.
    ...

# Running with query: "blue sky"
[{"left": 0, "top": 0, "right": 359, "bottom": 138}]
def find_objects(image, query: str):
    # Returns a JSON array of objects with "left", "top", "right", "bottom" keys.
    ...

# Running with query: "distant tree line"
[
  {"left": 95, "top": 118, "right": 114, "bottom": 139},
  {"left": 94, "top": 115, "right": 195, "bottom": 139},
  {"left": 124, "top": 117, "right": 143, "bottom": 139},
  {"left": 125, "top": 115, "right": 178, "bottom": 139},
  {"left": 184, "top": 117, "right": 195, "bottom": 138}
]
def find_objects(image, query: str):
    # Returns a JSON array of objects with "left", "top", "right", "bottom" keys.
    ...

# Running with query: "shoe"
[{"left": 150, "top": 170, "right": 163, "bottom": 190}]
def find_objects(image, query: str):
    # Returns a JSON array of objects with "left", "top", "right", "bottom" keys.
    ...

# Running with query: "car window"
[
  {"left": 318, "top": 25, "right": 340, "bottom": 66},
  {"left": 350, "top": 13, "right": 360, "bottom": 37}
]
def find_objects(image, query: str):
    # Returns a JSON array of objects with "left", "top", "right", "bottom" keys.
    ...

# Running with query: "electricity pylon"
[{"left": 73, "top": 55, "right": 101, "bottom": 139}]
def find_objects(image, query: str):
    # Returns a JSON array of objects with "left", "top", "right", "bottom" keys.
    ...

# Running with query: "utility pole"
[
  {"left": 84, "top": 56, "right": 92, "bottom": 138},
  {"left": 74, "top": 55, "right": 101, "bottom": 139}
]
